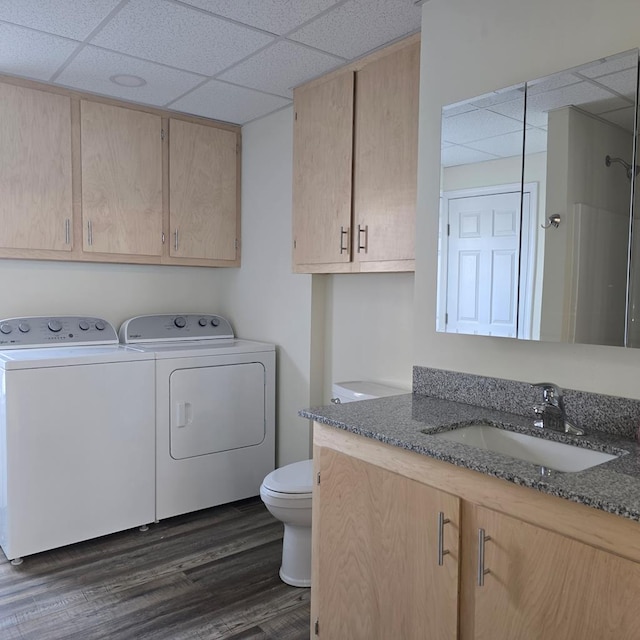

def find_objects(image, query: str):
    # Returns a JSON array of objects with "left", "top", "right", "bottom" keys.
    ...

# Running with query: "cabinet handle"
[
  {"left": 64, "top": 219, "right": 70, "bottom": 245},
  {"left": 339, "top": 226, "right": 349, "bottom": 254},
  {"left": 437, "top": 511, "right": 450, "bottom": 566},
  {"left": 174, "top": 229, "right": 179, "bottom": 252},
  {"left": 477, "top": 528, "right": 492, "bottom": 586},
  {"left": 87, "top": 220, "right": 93, "bottom": 246},
  {"left": 357, "top": 224, "right": 368, "bottom": 253}
]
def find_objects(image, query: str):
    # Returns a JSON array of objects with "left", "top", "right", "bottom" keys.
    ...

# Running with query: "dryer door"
[{"left": 169, "top": 362, "right": 266, "bottom": 459}]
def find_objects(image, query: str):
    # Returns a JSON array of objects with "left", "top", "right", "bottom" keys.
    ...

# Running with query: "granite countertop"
[{"left": 301, "top": 393, "right": 640, "bottom": 522}]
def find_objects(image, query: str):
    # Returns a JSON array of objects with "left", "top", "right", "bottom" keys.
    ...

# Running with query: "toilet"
[{"left": 260, "top": 380, "right": 407, "bottom": 587}]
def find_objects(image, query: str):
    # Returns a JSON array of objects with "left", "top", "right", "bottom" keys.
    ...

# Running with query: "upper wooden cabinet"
[
  {"left": 292, "top": 35, "right": 420, "bottom": 273},
  {"left": 0, "top": 83, "right": 72, "bottom": 252},
  {"left": 0, "top": 75, "right": 241, "bottom": 268},
  {"left": 169, "top": 119, "right": 239, "bottom": 263},
  {"left": 81, "top": 101, "right": 163, "bottom": 257}
]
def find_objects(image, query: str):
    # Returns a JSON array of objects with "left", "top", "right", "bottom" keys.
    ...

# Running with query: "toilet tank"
[{"left": 330, "top": 381, "right": 408, "bottom": 404}]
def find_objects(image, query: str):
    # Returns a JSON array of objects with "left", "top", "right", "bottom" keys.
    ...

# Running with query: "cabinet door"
[
  {"left": 0, "top": 83, "right": 72, "bottom": 251},
  {"left": 292, "top": 72, "right": 354, "bottom": 268},
  {"left": 464, "top": 505, "right": 640, "bottom": 640},
  {"left": 81, "top": 101, "right": 163, "bottom": 256},
  {"left": 169, "top": 119, "right": 238, "bottom": 261},
  {"left": 353, "top": 42, "right": 419, "bottom": 265},
  {"left": 312, "top": 447, "right": 459, "bottom": 639}
]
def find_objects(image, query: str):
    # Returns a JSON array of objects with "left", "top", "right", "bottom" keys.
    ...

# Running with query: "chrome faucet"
[{"left": 532, "top": 382, "right": 585, "bottom": 436}]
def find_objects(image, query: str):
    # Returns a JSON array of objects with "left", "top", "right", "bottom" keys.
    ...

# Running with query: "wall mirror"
[{"left": 436, "top": 49, "right": 639, "bottom": 347}]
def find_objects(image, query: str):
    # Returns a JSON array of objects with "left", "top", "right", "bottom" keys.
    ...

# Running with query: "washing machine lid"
[
  {"left": 263, "top": 459, "right": 313, "bottom": 494},
  {"left": 0, "top": 345, "right": 154, "bottom": 369}
]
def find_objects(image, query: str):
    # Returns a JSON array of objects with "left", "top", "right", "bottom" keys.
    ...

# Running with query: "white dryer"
[
  {"left": 120, "top": 314, "right": 276, "bottom": 521},
  {"left": 0, "top": 316, "right": 155, "bottom": 563}
]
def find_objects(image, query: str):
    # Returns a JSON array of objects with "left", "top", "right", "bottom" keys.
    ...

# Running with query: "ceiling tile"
[
  {"left": 90, "top": 0, "right": 274, "bottom": 76},
  {"left": 56, "top": 46, "right": 204, "bottom": 106},
  {"left": 591, "top": 68, "right": 637, "bottom": 100},
  {"left": 576, "top": 51, "right": 637, "bottom": 79},
  {"left": 442, "top": 110, "right": 523, "bottom": 145},
  {"left": 169, "top": 80, "right": 291, "bottom": 124},
  {"left": 0, "top": 23, "right": 80, "bottom": 81},
  {"left": 179, "top": 0, "right": 341, "bottom": 35},
  {"left": 0, "top": 0, "right": 121, "bottom": 40},
  {"left": 598, "top": 106, "right": 636, "bottom": 132},
  {"left": 289, "top": 0, "right": 421, "bottom": 59},
  {"left": 217, "top": 41, "right": 343, "bottom": 98},
  {"left": 524, "top": 127, "right": 549, "bottom": 155},
  {"left": 441, "top": 145, "right": 498, "bottom": 168},
  {"left": 467, "top": 131, "right": 524, "bottom": 159}
]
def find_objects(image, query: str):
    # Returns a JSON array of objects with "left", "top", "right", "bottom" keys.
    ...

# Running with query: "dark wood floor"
[{"left": 0, "top": 498, "right": 310, "bottom": 640}]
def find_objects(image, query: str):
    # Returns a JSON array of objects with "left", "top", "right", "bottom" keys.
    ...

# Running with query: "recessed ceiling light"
[{"left": 109, "top": 74, "right": 147, "bottom": 88}]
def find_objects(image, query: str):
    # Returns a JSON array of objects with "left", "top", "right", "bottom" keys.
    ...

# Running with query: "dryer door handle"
[{"left": 174, "top": 402, "right": 193, "bottom": 428}]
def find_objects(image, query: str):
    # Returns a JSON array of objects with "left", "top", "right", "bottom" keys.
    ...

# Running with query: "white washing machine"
[
  {"left": 119, "top": 313, "right": 276, "bottom": 521},
  {"left": 0, "top": 316, "right": 155, "bottom": 563}
]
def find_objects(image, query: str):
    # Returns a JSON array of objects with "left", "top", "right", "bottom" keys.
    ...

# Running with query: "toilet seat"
[{"left": 261, "top": 459, "right": 313, "bottom": 495}]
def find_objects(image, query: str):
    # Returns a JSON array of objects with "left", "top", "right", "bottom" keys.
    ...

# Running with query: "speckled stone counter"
[{"left": 300, "top": 389, "right": 640, "bottom": 522}]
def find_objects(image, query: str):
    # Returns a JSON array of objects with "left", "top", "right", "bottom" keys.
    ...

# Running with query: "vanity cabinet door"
[
  {"left": 311, "top": 446, "right": 460, "bottom": 640},
  {"left": 80, "top": 100, "right": 163, "bottom": 257},
  {"left": 463, "top": 505, "right": 640, "bottom": 640}
]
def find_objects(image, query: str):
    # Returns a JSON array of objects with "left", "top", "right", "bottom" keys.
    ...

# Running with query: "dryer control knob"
[
  {"left": 48, "top": 320, "right": 62, "bottom": 333},
  {"left": 18, "top": 323, "right": 31, "bottom": 333},
  {"left": 174, "top": 316, "right": 187, "bottom": 328},
  {"left": 78, "top": 320, "right": 90, "bottom": 331},
  {"left": 210, "top": 317, "right": 220, "bottom": 327},
  {"left": 95, "top": 320, "right": 106, "bottom": 331},
  {"left": 198, "top": 318, "right": 208, "bottom": 327},
  {"left": 0, "top": 324, "right": 12, "bottom": 335}
]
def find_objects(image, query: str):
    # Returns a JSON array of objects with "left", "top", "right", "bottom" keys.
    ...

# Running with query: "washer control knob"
[
  {"left": 48, "top": 320, "right": 62, "bottom": 333},
  {"left": 174, "top": 316, "right": 187, "bottom": 328},
  {"left": 95, "top": 320, "right": 106, "bottom": 331},
  {"left": 198, "top": 318, "right": 208, "bottom": 327},
  {"left": 18, "top": 323, "right": 31, "bottom": 333},
  {"left": 211, "top": 317, "right": 220, "bottom": 327},
  {"left": 0, "top": 324, "right": 12, "bottom": 335},
  {"left": 78, "top": 320, "right": 90, "bottom": 331}
]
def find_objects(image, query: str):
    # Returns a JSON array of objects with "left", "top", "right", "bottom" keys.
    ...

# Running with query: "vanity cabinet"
[
  {"left": 0, "top": 83, "right": 72, "bottom": 253},
  {"left": 292, "top": 35, "right": 419, "bottom": 274},
  {"left": 168, "top": 118, "right": 239, "bottom": 263},
  {"left": 312, "top": 446, "right": 459, "bottom": 639},
  {"left": 312, "top": 423, "right": 640, "bottom": 640},
  {"left": 80, "top": 100, "right": 163, "bottom": 257}
]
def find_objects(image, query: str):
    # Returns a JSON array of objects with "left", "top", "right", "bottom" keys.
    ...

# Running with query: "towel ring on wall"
[{"left": 541, "top": 214, "right": 561, "bottom": 229}]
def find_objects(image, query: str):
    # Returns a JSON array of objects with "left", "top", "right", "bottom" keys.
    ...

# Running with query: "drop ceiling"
[{"left": 0, "top": 0, "right": 422, "bottom": 125}]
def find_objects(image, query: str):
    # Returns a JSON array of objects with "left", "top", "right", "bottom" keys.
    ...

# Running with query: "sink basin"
[{"left": 430, "top": 424, "right": 619, "bottom": 472}]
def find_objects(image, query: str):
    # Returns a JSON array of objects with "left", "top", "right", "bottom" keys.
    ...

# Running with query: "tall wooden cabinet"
[
  {"left": 293, "top": 35, "right": 420, "bottom": 273},
  {"left": 80, "top": 101, "right": 163, "bottom": 257},
  {"left": 169, "top": 119, "right": 239, "bottom": 262},
  {"left": 0, "top": 83, "right": 72, "bottom": 252},
  {"left": 313, "top": 423, "right": 640, "bottom": 640}
]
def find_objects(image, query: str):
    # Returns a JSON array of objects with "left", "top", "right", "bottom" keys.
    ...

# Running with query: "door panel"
[{"left": 169, "top": 363, "right": 265, "bottom": 459}]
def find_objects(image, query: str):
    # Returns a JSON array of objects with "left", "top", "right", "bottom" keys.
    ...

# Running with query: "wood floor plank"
[{"left": 0, "top": 499, "right": 310, "bottom": 640}]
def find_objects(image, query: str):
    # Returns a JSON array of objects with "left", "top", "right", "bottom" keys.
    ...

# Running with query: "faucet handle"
[{"left": 532, "top": 382, "right": 563, "bottom": 404}]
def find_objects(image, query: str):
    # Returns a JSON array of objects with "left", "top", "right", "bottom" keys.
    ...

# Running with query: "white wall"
[
  {"left": 322, "top": 272, "right": 414, "bottom": 399},
  {"left": 0, "top": 259, "right": 222, "bottom": 329},
  {"left": 216, "top": 107, "right": 315, "bottom": 466},
  {"left": 416, "top": 0, "right": 640, "bottom": 398}
]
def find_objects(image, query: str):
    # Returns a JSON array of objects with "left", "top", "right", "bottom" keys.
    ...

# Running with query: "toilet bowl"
[
  {"left": 260, "top": 459, "right": 313, "bottom": 587},
  {"left": 261, "top": 381, "right": 407, "bottom": 587}
]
